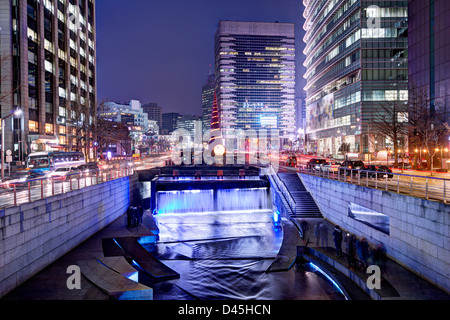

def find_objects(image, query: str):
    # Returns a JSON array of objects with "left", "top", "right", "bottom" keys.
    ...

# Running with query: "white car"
[
  {"left": 47, "top": 167, "right": 81, "bottom": 181},
  {"left": 320, "top": 161, "right": 341, "bottom": 173}
]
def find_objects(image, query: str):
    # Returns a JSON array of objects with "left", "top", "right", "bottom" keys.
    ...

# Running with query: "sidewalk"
[
  {"left": 3, "top": 212, "right": 449, "bottom": 300},
  {"left": 2, "top": 214, "right": 156, "bottom": 300},
  {"left": 293, "top": 217, "right": 450, "bottom": 300}
]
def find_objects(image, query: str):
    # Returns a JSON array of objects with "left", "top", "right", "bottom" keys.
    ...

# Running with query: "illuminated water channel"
[{"left": 142, "top": 186, "right": 346, "bottom": 300}]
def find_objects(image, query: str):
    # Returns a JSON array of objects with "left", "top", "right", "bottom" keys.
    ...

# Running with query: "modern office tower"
[
  {"left": 408, "top": 0, "right": 450, "bottom": 121},
  {"left": 214, "top": 20, "right": 296, "bottom": 145},
  {"left": 175, "top": 114, "right": 202, "bottom": 136},
  {"left": 102, "top": 100, "right": 148, "bottom": 131},
  {"left": 161, "top": 112, "right": 182, "bottom": 135},
  {"left": 100, "top": 100, "right": 148, "bottom": 156},
  {"left": 295, "top": 95, "right": 307, "bottom": 149},
  {"left": 142, "top": 102, "right": 162, "bottom": 134},
  {"left": 295, "top": 95, "right": 307, "bottom": 133},
  {"left": 303, "top": 0, "right": 408, "bottom": 157},
  {"left": 202, "top": 73, "right": 216, "bottom": 134},
  {"left": 0, "top": 0, "right": 97, "bottom": 161}
]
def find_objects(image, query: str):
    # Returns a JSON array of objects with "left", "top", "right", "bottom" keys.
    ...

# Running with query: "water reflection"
[{"left": 144, "top": 210, "right": 346, "bottom": 300}]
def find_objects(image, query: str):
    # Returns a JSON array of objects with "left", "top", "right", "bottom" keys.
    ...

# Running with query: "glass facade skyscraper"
[
  {"left": 0, "top": 0, "right": 97, "bottom": 159},
  {"left": 202, "top": 73, "right": 216, "bottom": 134},
  {"left": 214, "top": 21, "right": 296, "bottom": 144},
  {"left": 408, "top": 0, "right": 450, "bottom": 121},
  {"left": 303, "top": 0, "right": 408, "bottom": 157}
]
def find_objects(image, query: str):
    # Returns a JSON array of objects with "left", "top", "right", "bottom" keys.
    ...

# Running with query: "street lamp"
[{"left": 1, "top": 109, "right": 23, "bottom": 180}]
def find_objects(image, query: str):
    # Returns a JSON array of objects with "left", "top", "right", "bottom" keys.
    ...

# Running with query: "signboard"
[{"left": 307, "top": 93, "right": 334, "bottom": 132}]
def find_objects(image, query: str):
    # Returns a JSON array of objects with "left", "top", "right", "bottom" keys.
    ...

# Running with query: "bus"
[{"left": 27, "top": 152, "right": 86, "bottom": 174}]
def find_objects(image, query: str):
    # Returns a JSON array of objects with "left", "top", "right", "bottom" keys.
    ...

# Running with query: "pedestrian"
[
  {"left": 356, "top": 237, "right": 369, "bottom": 269},
  {"left": 137, "top": 206, "right": 144, "bottom": 225},
  {"left": 319, "top": 223, "right": 329, "bottom": 249},
  {"left": 346, "top": 234, "right": 357, "bottom": 270},
  {"left": 332, "top": 225, "right": 343, "bottom": 257},
  {"left": 374, "top": 243, "right": 387, "bottom": 274},
  {"left": 300, "top": 220, "right": 308, "bottom": 241},
  {"left": 314, "top": 222, "right": 321, "bottom": 247}
]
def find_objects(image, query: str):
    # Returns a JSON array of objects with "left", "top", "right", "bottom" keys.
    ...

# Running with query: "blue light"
[
  {"left": 273, "top": 210, "right": 281, "bottom": 227},
  {"left": 309, "top": 262, "right": 349, "bottom": 300}
]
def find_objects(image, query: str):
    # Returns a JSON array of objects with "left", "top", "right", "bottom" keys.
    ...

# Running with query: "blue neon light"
[{"left": 309, "top": 262, "right": 349, "bottom": 300}]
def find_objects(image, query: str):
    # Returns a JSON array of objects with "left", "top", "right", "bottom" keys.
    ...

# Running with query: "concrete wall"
[
  {"left": 300, "top": 174, "right": 450, "bottom": 293},
  {"left": 0, "top": 175, "right": 139, "bottom": 298}
]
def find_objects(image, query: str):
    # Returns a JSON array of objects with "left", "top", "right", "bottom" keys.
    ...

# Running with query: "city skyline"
[{"left": 96, "top": 0, "right": 306, "bottom": 116}]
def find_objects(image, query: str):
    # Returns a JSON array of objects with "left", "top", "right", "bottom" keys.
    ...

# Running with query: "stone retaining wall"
[
  {"left": 300, "top": 173, "right": 450, "bottom": 293},
  {"left": 0, "top": 175, "right": 139, "bottom": 298}
]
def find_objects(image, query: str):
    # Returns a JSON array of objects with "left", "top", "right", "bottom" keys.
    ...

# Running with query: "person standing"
[
  {"left": 319, "top": 223, "right": 329, "bottom": 249},
  {"left": 314, "top": 222, "right": 321, "bottom": 247},
  {"left": 332, "top": 226, "right": 343, "bottom": 257},
  {"left": 300, "top": 220, "right": 308, "bottom": 241},
  {"left": 356, "top": 237, "right": 369, "bottom": 269},
  {"left": 346, "top": 234, "right": 357, "bottom": 270}
]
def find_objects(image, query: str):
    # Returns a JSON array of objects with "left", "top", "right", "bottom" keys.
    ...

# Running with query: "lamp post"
[{"left": 1, "top": 109, "right": 23, "bottom": 180}]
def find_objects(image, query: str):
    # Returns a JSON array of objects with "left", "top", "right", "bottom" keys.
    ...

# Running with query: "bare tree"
[
  {"left": 69, "top": 98, "right": 91, "bottom": 156},
  {"left": 93, "top": 102, "right": 132, "bottom": 158},
  {"left": 0, "top": 53, "right": 20, "bottom": 107},
  {"left": 408, "top": 88, "right": 449, "bottom": 173},
  {"left": 370, "top": 99, "right": 409, "bottom": 168}
]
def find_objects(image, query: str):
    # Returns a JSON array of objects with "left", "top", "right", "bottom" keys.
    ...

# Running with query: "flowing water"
[{"left": 143, "top": 187, "right": 346, "bottom": 300}]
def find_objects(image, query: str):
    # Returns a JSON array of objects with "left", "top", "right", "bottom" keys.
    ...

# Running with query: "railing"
[
  {"left": 0, "top": 167, "right": 134, "bottom": 210},
  {"left": 268, "top": 165, "right": 297, "bottom": 212},
  {"left": 299, "top": 166, "right": 450, "bottom": 204}
]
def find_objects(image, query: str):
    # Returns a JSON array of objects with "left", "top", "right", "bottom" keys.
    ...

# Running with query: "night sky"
[{"left": 96, "top": 0, "right": 306, "bottom": 115}]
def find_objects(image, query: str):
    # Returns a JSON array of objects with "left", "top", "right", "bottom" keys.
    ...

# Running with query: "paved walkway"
[
  {"left": 293, "top": 217, "right": 450, "bottom": 300},
  {"left": 2, "top": 215, "right": 156, "bottom": 300},
  {"left": 3, "top": 212, "right": 449, "bottom": 300}
]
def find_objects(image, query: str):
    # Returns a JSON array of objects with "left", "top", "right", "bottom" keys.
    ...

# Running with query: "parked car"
[
  {"left": 48, "top": 167, "right": 81, "bottom": 181},
  {"left": 306, "top": 158, "right": 327, "bottom": 171},
  {"left": 285, "top": 155, "right": 298, "bottom": 167},
  {"left": 320, "top": 161, "right": 341, "bottom": 173},
  {"left": 339, "top": 160, "right": 365, "bottom": 175},
  {"left": 0, "top": 171, "right": 33, "bottom": 189},
  {"left": 359, "top": 165, "right": 393, "bottom": 178}
]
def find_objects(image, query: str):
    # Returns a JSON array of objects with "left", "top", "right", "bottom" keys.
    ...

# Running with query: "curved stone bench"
[{"left": 77, "top": 258, "right": 153, "bottom": 300}]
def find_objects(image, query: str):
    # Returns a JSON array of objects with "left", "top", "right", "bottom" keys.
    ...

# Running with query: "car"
[
  {"left": 360, "top": 165, "right": 393, "bottom": 178},
  {"left": 78, "top": 162, "right": 99, "bottom": 176},
  {"left": 306, "top": 158, "right": 327, "bottom": 171},
  {"left": 0, "top": 171, "right": 33, "bottom": 189},
  {"left": 320, "top": 161, "right": 341, "bottom": 173},
  {"left": 285, "top": 155, "right": 298, "bottom": 167},
  {"left": 339, "top": 160, "right": 365, "bottom": 175},
  {"left": 48, "top": 167, "right": 81, "bottom": 181}
]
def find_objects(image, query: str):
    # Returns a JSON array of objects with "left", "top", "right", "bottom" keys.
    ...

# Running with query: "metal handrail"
[
  {"left": 0, "top": 167, "right": 135, "bottom": 209},
  {"left": 299, "top": 165, "right": 450, "bottom": 204}
]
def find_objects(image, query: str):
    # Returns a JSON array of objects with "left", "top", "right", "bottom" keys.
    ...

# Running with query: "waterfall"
[
  {"left": 217, "top": 188, "right": 271, "bottom": 212},
  {"left": 156, "top": 188, "right": 272, "bottom": 214}
]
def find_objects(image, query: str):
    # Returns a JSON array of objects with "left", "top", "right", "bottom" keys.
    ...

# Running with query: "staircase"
[{"left": 277, "top": 173, "right": 322, "bottom": 218}]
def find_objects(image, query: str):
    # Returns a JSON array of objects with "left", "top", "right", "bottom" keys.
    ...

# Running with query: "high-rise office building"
[
  {"left": 102, "top": 100, "right": 148, "bottom": 131},
  {"left": 142, "top": 102, "right": 162, "bottom": 134},
  {"left": 214, "top": 21, "right": 296, "bottom": 144},
  {"left": 408, "top": 0, "right": 450, "bottom": 120},
  {"left": 175, "top": 114, "right": 202, "bottom": 136},
  {"left": 161, "top": 112, "right": 182, "bottom": 135},
  {"left": 303, "top": 0, "right": 408, "bottom": 156},
  {"left": 202, "top": 73, "right": 216, "bottom": 134},
  {"left": 0, "top": 0, "right": 97, "bottom": 160}
]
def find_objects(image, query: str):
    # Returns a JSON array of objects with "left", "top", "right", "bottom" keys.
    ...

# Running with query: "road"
[
  {"left": 278, "top": 163, "right": 450, "bottom": 203},
  {"left": 0, "top": 154, "right": 171, "bottom": 210}
]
